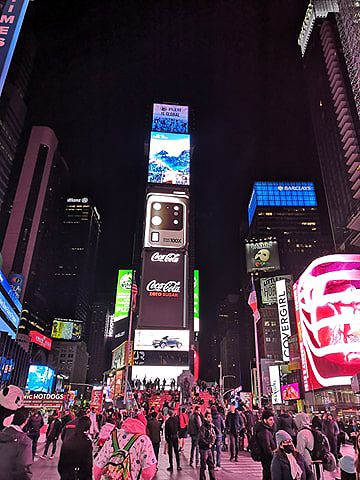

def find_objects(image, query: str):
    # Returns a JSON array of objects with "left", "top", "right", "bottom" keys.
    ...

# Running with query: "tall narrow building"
[{"left": 298, "top": 1, "right": 360, "bottom": 250}]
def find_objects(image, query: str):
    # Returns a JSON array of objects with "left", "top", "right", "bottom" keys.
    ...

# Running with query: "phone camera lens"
[
  {"left": 174, "top": 212, "right": 179, "bottom": 216},
  {"left": 153, "top": 202, "right": 161, "bottom": 211},
  {"left": 174, "top": 205, "right": 180, "bottom": 211},
  {"left": 173, "top": 220, "right": 179, "bottom": 225},
  {"left": 151, "top": 216, "right": 162, "bottom": 226}
]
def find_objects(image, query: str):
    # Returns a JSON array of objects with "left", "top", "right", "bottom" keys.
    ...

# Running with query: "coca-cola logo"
[
  {"left": 151, "top": 252, "right": 180, "bottom": 263},
  {"left": 146, "top": 280, "right": 181, "bottom": 297}
]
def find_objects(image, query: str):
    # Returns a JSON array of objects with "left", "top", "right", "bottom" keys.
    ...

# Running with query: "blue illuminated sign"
[
  {"left": 0, "top": 269, "right": 21, "bottom": 339},
  {"left": 0, "top": 0, "right": 30, "bottom": 97},
  {"left": 26, "top": 365, "right": 55, "bottom": 393},
  {"left": 248, "top": 182, "right": 317, "bottom": 225}
]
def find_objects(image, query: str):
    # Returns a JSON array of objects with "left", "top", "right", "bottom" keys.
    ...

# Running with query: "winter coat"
[
  {"left": 58, "top": 432, "right": 93, "bottom": 480},
  {"left": 0, "top": 426, "right": 33, "bottom": 480},
  {"left": 277, "top": 413, "right": 297, "bottom": 438},
  {"left": 322, "top": 419, "right": 338, "bottom": 441},
  {"left": 199, "top": 420, "right": 216, "bottom": 450},
  {"left": 46, "top": 418, "right": 62, "bottom": 441},
  {"left": 211, "top": 410, "right": 225, "bottom": 439},
  {"left": 296, "top": 428, "right": 314, "bottom": 467},
  {"left": 94, "top": 417, "right": 157, "bottom": 480},
  {"left": 225, "top": 411, "right": 243, "bottom": 434},
  {"left": 26, "top": 414, "right": 44, "bottom": 434},
  {"left": 147, "top": 418, "right": 161, "bottom": 444},
  {"left": 97, "top": 422, "right": 116, "bottom": 447},
  {"left": 254, "top": 422, "right": 276, "bottom": 461},
  {"left": 271, "top": 450, "right": 314, "bottom": 480},
  {"left": 165, "top": 416, "right": 180, "bottom": 441},
  {"left": 61, "top": 417, "right": 79, "bottom": 442},
  {"left": 188, "top": 413, "right": 201, "bottom": 436}
]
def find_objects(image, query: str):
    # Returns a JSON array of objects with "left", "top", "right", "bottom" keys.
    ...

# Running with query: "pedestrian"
[
  {"left": 41, "top": 411, "right": 62, "bottom": 459},
  {"left": 339, "top": 455, "right": 356, "bottom": 480},
  {"left": 254, "top": 409, "right": 276, "bottom": 480},
  {"left": 165, "top": 409, "right": 182, "bottom": 471},
  {"left": 295, "top": 413, "right": 314, "bottom": 468},
  {"left": 198, "top": 410, "right": 216, "bottom": 480},
  {"left": 96, "top": 415, "right": 116, "bottom": 449},
  {"left": 225, "top": 403, "right": 243, "bottom": 462},
  {"left": 211, "top": 405, "right": 225, "bottom": 470},
  {"left": 179, "top": 407, "right": 189, "bottom": 452},
  {"left": 277, "top": 408, "right": 297, "bottom": 444},
  {"left": 147, "top": 411, "right": 161, "bottom": 461},
  {"left": 58, "top": 415, "right": 93, "bottom": 480},
  {"left": 322, "top": 413, "right": 338, "bottom": 461},
  {"left": 94, "top": 413, "right": 157, "bottom": 480},
  {"left": 61, "top": 409, "right": 86, "bottom": 442},
  {"left": 188, "top": 405, "right": 202, "bottom": 468},
  {"left": 271, "top": 430, "right": 314, "bottom": 480},
  {"left": 26, "top": 409, "right": 44, "bottom": 459},
  {"left": 89, "top": 407, "right": 99, "bottom": 438},
  {"left": 0, "top": 406, "right": 32, "bottom": 480}
]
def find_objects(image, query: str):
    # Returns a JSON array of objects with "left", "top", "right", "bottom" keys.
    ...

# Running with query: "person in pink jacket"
[{"left": 94, "top": 414, "right": 157, "bottom": 480}]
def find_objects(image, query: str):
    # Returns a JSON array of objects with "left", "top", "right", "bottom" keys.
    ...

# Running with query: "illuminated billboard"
[
  {"left": 276, "top": 279, "right": 291, "bottom": 361},
  {"left": 0, "top": 0, "right": 30, "bottom": 97},
  {"left": 133, "top": 350, "right": 188, "bottom": 366},
  {"left": 132, "top": 365, "right": 187, "bottom": 385},
  {"left": 0, "top": 269, "right": 21, "bottom": 339},
  {"left": 148, "top": 132, "right": 190, "bottom": 185},
  {"left": 134, "top": 329, "right": 189, "bottom": 352},
  {"left": 138, "top": 250, "right": 187, "bottom": 328},
  {"left": 281, "top": 383, "right": 300, "bottom": 401},
  {"left": 269, "top": 365, "right": 281, "bottom": 404},
  {"left": 260, "top": 275, "right": 293, "bottom": 305},
  {"left": 26, "top": 365, "right": 55, "bottom": 393},
  {"left": 248, "top": 181, "right": 317, "bottom": 225},
  {"left": 51, "top": 319, "right": 82, "bottom": 341},
  {"left": 29, "top": 331, "right": 52, "bottom": 351},
  {"left": 144, "top": 191, "right": 188, "bottom": 249},
  {"left": 194, "top": 270, "right": 200, "bottom": 332},
  {"left": 114, "top": 270, "right": 132, "bottom": 322},
  {"left": 152, "top": 103, "right": 189, "bottom": 134},
  {"left": 294, "top": 254, "right": 360, "bottom": 391},
  {"left": 245, "top": 240, "right": 280, "bottom": 273}
]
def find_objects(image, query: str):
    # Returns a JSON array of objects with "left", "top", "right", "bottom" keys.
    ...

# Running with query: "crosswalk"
[{"left": 219, "top": 451, "right": 263, "bottom": 479}]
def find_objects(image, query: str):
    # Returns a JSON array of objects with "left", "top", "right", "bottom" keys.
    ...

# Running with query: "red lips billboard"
[{"left": 294, "top": 254, "right": 360, "bottom": 391}]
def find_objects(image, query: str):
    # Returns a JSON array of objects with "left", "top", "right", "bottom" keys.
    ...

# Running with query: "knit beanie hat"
[
  {"left": 275, "top": 429, "right": 292, "bottom": 448},
  {"left": 339, "top": 455, "right": 355, "bottom": 474}
]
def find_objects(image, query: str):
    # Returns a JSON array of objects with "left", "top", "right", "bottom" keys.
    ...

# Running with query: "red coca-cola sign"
[{"left": 29, "top": 331, "right": 52, "bottom": 351}]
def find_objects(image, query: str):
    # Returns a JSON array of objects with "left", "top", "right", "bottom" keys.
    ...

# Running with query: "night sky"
[{"left": 22, "top": 0, "right": 325, "bottom": 378}]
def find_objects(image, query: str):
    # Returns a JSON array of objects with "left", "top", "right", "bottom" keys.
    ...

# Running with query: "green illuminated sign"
[
  {"left": 194, "top": 270, "right": 199, "bottom": 332},
  {"left": 114, "top": 270, "right": 132, "bottom": 321}
]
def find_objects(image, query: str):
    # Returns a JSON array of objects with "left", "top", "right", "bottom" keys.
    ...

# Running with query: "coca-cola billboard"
[{"left": 138, "top": 250, "right": 187, "bottom": 328}]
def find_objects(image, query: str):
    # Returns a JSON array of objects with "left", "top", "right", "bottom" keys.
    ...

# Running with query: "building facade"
[{"left": 48, "top": 340, "right": 89, "bottom": 386}]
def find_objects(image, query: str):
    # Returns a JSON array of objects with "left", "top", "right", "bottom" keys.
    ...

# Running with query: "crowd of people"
[{"left": 1, "top": 387, "right": 360, "bottom": 480}]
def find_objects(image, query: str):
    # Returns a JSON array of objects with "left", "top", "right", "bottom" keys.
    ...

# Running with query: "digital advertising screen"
[
  {"left": 194, "top": 270, "right": 200, "bottom": 332},
  {"left": 294, "top": 254, "right": 360, "bottom": 391},
  {"left": 51, "top": 320, "right": 82, "bottom": 341},
  {"left": 114, "top": 270, "right": 132, "bottom": 322},
  {"left": 148, "top": 132, "right": 190, "bottom": 185},
  {"left": 134, "top": 329, "right": 189, "bottom": 352},
  {"left": 133, "top": 350, "right": 189, "bottom": 367},
  {"left": 26, "top": 365, "right": 55, "bottom": 393},
  {"left": 138, "top": 250, "right": 187, "bottom": 328},
  {"left": 0, "top": 270, "right": 22, "bottom": 339},
  {"left": 281, "top": 383, "right": 300, "bottom": 401},
  {"left": 260, "top": 275, "right": 293, "bottom": 305},
  {"left": 152, "top": 103, "right": 189, "bottom": 134},
  {"left": 131, "top": 365, "right": 187, "bottom": 385},
  {"left": 29, "top": 331, "right": 52, "bottom": 350},
  {"left": 245, "top": 240, "right": 280, "bottom": 273}
]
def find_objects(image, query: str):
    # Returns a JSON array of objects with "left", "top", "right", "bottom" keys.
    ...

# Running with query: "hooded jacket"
[
  {"left": 94, "top": 417, "right": 157, "bottom": 480},
  {"left": 254, "top": 422, "right": 276, "bottom": 461},
  {"left": 211, "top": 410, "right": 225, "bottom": 438},
  {"left": 271, "top": 450, "right": 314, "bottom": 480},
  {"left": 294, "top": 414, "right": 314, "bottom": 467},
  {"left": 277, "top": 413, "right": 297, "bottom": 438},
  {"left": 0, "top": 426, "right": 33, "bottom": 479},
  {"left": 58, "top": 430, "right": 93, "bottom": 480}
]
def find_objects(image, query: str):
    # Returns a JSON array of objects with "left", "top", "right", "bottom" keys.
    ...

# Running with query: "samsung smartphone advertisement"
[
  {"left": 294, "top": 254, "right": 360, "bottom": 391},
  {"left": 26, "top": 365, "right": 55, "bottom": 393},
  {"left": 144, "top": 191, "right": 188, "bottom": 249},
  {"left": 51, "top": 320, "right": 82, "bottom": 341},
  {"left": 148, "top": 132, "right": 190, "bottom": 185},
  {"left": 114, "top": 270, "right": 132, "bottom": 322},
  {"left": 134, "top": 329, "right": 189, "bottom": 351},
  {"left": 152, "top": 103, "right": 189, "bottom": 134},
  {"left": 245, "top": 240, "right": 280, "bottom": 273},
  {"left": 138, "top": 250, "right": 187, "bottom": 329}
]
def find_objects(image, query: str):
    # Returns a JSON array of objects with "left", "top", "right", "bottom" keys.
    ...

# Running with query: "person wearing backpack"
[
  {"left": 271, "top": 430, "right": 314, "bottom": 480},
  {"left": 198, "top": 410, "right": 216, "bottom": 480},
  {"left": 295, "top": 413, "right": 314, "bottom": 468},
  {"left": 188, "top": 405, "right": 202, "bottom": 468},
  {"left": 94, "top": 413, "right": 157, "bottom": 480},
  {"left": 254, "top": 410, "right": 276, "bottom": 480}
]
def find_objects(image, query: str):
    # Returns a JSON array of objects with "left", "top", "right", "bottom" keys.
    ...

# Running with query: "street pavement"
[{"left": 32, "top": 435, "right": 355, "bottom": 479}]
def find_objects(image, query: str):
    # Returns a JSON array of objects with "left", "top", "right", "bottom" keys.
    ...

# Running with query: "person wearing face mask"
[{"left": 271, "top": 430, "right": 314, "bottom": 480}]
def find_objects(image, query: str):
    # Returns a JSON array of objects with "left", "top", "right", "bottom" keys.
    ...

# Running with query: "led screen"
[
  {"left": 248, "top": 181, "right": 317, "bottom": 225},
  {"left": 281, "top": 383, "right": 300, "bottom": 401},
  {"left": 260, "top": 275, "right": 293, "bottom": 305},
  {"left": 152, "top": 103, "right": 188, "bottom": 134},
  {"left": 148, "top": 132, "right": 190, "bottom": 185},
  {"left": 131, "top": 365, "right": 187, "bottom": 385},
  {"left": 0, "top": 270, "right": 22, "bottom": 339},
  {"left": 26, "top": 365, "right": 55, "bottom": 393},
  {"left": 114, "top": 270, "right": 133, "bottom": 322},
  {"left": 51, "top": 320, "right": 82, "bottom": 341},
  {"left": 245, "top": 240, "right": 280, "bottom": 273},
  {"left": 194, "top": 270, "right": 200, "bottom": 332},
  {"left": 294, "top": 254, "right": 360, "bottom": 391},
  {"left": 134, "top": 329, "right": 189, "bottom": 352}
]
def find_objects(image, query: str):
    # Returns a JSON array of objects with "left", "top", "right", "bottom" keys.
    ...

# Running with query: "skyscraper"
[{"left": 298, "top": 1, "right": 360, "bottom": 249}]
